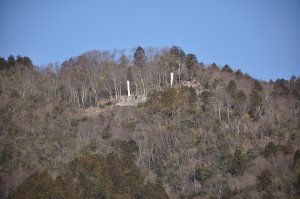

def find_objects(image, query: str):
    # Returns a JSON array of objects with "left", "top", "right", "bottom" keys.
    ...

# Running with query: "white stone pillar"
[
  {"left": 127, "top": 80, "right": 131, "bottom": 97},
  {"left": 170, "top": 72, "right": 174, "bottom": 86}
]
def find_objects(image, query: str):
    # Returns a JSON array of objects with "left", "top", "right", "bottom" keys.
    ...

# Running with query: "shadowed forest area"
[{"left": 0, "top": 46, "right": 300, "bottom": 199}]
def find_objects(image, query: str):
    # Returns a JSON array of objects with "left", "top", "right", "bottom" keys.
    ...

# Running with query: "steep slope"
[{"left": 0, "top": 48, "right": 299, "bottom": 198}]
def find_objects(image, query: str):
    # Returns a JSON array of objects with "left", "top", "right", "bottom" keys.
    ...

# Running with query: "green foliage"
[
  {"left": 244, "top": 73, "right": 253, "bottom": 79},
  {"left": 185, "top": 54, "right": 198, "bottom": 71},
  {"left": 145, "top": 87, "right": 199, "bottom": 120},
  {"left": 293, "top": 150, "right": 300, "bottom": 169},
  {"left": 86, "top": 140, "right": 97, "bottom": 152},
  {"left": 70, "top": 118, "right": 79, "bottom": 126},
  {"left": 134, "top": 46, "right": 146, "bottom": 67},
  {"left": 122, "top": 119, "right": 136, "bottom": 131},
  {"left": 81, "top": 116, "right": 88, "bottom": 121},
  {"left": 1, "top": 48, "right": 299, "bottom": 199},
  {"left": 217, "top": 141, "right": 231, "bottom": 171},
  {"left": 0, "top": 57, "right": 6, "bottom": 70},
  {"left": 168, "top": 46, "right": 186, "bottom": 71},
  {"left": 221, "top": 64, "right": 233, "bottom": 73},
  {"left": 234, "top": 89, "right": 246, "bottom": 103},
  {"left": 228, "top": 148, "right": 247, "bottom": 175},
  {"left": 292, "top": 78, "right": 300, "bottom": 99},
  {"left": 53, "top": 104, "right": 64, "bottom": 115},
  {"left": 221, "top": 187, "right": 238, "bottom": 199},
  {"left": 263, "top": 142, "right": 277, "bottom": 158},
  {"left": 145, "top": 88, "right": 178, "bottom": 117},
  {"left": 67, "top": 153, "right": 113, "bottom": 198},
  {"left": 144, "top": 90, "right": 162, "bottom": 113},
  {"left": 161, "top": 88, "right": 178, "bottom": 115},
  {"left": 188, "top": 87, "right": 197, "bottom": 104},
  {"left": 262, "top": 190, "right": 275, "bottom": 199},
  {"left": 120, "top": 139, "right": 139, "bottom": 156},
  {"left": 207, "top": 63, "right": 219, "bottom": 72},
  {"left": 249, "top": 90, "right": 263, "bottom": 119},
  {"left": 180, "top": 115, "right": 196, "bottom": 130},
  {"left": 11, "top": 171, "right": 63, "bottom": 199},
  {"left": 12, "top": 148, "right": 169, "bottom": 199},
  {"left": 0, "top": 55, "right": 33, "bottom": 71},
  {"left": 0, "top": 176, "right": 5, "bottom": 199},
  {"left": 272, "top": 79, "right": 290, "bottom": 97},
  {"left": 294, "top": 174, "right": 300, "bottom": 196},
  {"left": 194, "top": 166, "right": 212, "bottom": 182},
  {"left": 250, "top": 90, "right": 262, "bottom": 107},
  {"left": 107, "top": 152, "right": 143, "bottom": 196},
  {"left": 245, "top": 148, "right": 257, "bottom": 161},
  {"left": 252, "top": 79, "right": 263, "bottom": 91},
  {"left": 227, "top": 80, "right": 237, "bottom": 94},
  {"left": 277, "top": 143, "right": 294, "bottom": 155},
  {"left": 127, "top": 67, "right": 134, "bottom": 82},
  {"left": 170, "top": 46, "right": 185, "bottom": 59},
  {"left": 257, "top": 169, "right": 273, "bottom": 190},
  {"left": 138, "top": 183, "right": 169, "bottom": 199},
  {"left": 232, "top": 90, "right": 247, "bottom": 116},
  {"left": 235, "top": 69, "right": 243, "bottom": 79},
  {"left": 200, "top": 90, "right": 212, "bottom": 111},
  {"left": 102, "top": 124, "right": 112, "bottom": 140},
  {"left": 0, "top": 143, "right": 14, "bottom": 167}
]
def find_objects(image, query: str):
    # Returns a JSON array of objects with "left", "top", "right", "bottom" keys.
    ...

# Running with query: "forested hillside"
[{"left": 0, "top": 46, "right": 300, "bottom": 199}]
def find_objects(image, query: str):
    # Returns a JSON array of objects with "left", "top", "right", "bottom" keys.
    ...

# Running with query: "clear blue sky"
[{"left": 0, "top": 0, "right": 299, "bottom": 80}]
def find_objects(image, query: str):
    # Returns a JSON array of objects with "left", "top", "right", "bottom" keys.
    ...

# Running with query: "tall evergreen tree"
[
  {"left": 170, "top": 46, "right": 185, "bottom": 63},
  {"left": 185, "top": 54, "right": 198, "bottom": 71},
  {"left": 134, "top": 47, "right": 146, "bottom": 67}
]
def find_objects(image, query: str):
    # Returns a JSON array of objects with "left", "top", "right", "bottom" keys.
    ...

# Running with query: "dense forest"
[{"left": 0, "top": 46, "right": 300, "bottom": 199}]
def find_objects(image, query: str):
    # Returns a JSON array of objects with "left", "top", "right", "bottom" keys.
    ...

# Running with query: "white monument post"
[
  {"left": 127, "top": 80, "right": 131, "bottom": 97},
  {"left": 170, "top": 72, "right": 174, "bottom": 86}
]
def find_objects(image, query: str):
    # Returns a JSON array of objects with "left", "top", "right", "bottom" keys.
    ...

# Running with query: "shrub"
[
  {"left": 11, "top": 171, "right": 63, "bottom": 199},
  {"left": 232, "top": 90, "right": 247, "bottom": 113},
  {"left": 194, "top": 166, "right": 212, "bottom": 182},
  {"left": 200, "top": 90, "right": 212, "bottom": 111},
  {"left": 249, "top": 90, "right": 263, "bottom": 119},
  {"left": 86, "top": 140, "right": 97, "bottom": 152},
  {"left": 263, "top": 142, "right": 277, "bottom": 158},
  {"left": 278, "top": 143, "right": 294, "bottom": 155},
  {"left": 228, "top": 149, "right": 247, "bottom": 175},
  {"left": 161, "top": 88, "right": 178, "bottom": 116},
  {"left": 257, "top": 169, "right": 273, "bottom": 190},
  {"left": 120, "top": 139, "right": 139, "bottom": 155},
  {"left": 221, "top": 187, "right": 238, "bottom": 199},
  {"left": 67, "top": 153, "right": 113, "bottom": 199},
  {"left": 272, "top": 79, "right": 290, "bottom": 97},
  {"left": 180, "top": 115, "right": 196, "bottom": 130},
  {"left": 107, "top": 152, "right": 143, "bottom": 196},
  {"left": 293, "top": 150, "right": 300, "bottom": 169},
  {"left": 81, "top": 116, "right": 88, "bottom": 121},
  {"left": 121, "top": 120, "right": 136, "bottom": 131},
  {"left": 294, "top": 174, "right": 300, "bottom": 196},
  {"left": 70, "top": 118, "right": 79, "bottom": 126},
  {"left": 102, "top": 124, "right": 112, "bottom": 140},
  {"left": 53, "top": 104, "right": 64, "bottom": 115},
  {"left": 262, "top": 190, "right": 275, "bottom": 199},
  {"left": 0, "top": 143, "right": 14, "bottom": 166},
  {"left": 188, "top": 87, "right": 197, "bottom": 104},
  {"left": 228, "top": 149, "right": 246, "bottom": 175},
  {"left": 245, "top": 148, "right": 256, "bottom": 161},
  {"left": 139, "top": 183, "right": 169, "bottom": 199},
  {"left": 0, "top": 177, "right": 5, "bottom": 199},
  {"left": 250, "top": 90, "right": 262, "bottom": 107}
]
